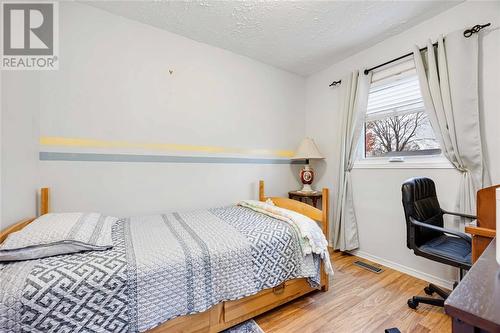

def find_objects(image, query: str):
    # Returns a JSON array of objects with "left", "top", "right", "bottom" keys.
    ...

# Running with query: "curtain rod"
[{"left": 328, "top": 23, "right": 490, "bottom": 87}]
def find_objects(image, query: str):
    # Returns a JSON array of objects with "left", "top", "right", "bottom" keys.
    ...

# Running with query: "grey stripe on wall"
[{"left": 39, "top": 152, "right": 302, "bottom": 164}]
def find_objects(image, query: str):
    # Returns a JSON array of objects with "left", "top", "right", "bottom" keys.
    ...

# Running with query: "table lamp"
[{"left": 292, "top": 138, "right": 324, "bottom": 192}]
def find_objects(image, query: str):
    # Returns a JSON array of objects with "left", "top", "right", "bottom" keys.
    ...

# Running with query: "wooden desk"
[
  {"left": 445, "top": 239, "right": 500, "bottom": 333},
  {"left": 466, "top": 185, "right": 499, "bottom": 262}
]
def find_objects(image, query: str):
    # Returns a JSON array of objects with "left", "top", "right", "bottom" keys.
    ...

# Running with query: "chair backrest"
[{"left": 401, "top": 177, "right": 444, "bottom": 249}]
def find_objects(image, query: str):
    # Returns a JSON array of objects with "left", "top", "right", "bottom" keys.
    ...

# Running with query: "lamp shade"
[{"left": 292, "top": 137, "right": 324, "bottom": 160}]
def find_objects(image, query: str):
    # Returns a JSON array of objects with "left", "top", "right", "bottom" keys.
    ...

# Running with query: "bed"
[{"left": 0, "top": 181, "right": 330, "bottom": 332}]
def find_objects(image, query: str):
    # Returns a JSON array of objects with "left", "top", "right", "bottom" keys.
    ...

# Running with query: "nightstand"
[{"left": 288, "top": 190, "right": 322, "bottom": 208}]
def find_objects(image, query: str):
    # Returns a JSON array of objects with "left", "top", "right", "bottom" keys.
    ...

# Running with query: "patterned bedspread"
[{"left": 0, "top": 206, "right": 320, "bottom": 332}]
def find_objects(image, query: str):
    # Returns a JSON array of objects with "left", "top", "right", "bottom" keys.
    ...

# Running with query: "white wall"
[
  {"left": 305, "top": 1, "right": 500, "bottom": 287},
  {"left": 1, "top": 71, "right": 41, "bottom": 227},
  {"left": 1, "top": 2, "right": 305, "bottom": 226}
]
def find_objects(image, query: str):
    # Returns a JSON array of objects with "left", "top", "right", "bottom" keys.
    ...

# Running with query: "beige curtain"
[
  {"left": 413, "top": 30, "right": 488, "bottom": 215},
  {"left": 333, "top": 70, "right": 372, "bottom": 251}
]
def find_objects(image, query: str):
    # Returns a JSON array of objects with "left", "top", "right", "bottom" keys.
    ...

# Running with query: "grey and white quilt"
[{"left": 0, "top": 206, "right": 321, "bottom": 332}]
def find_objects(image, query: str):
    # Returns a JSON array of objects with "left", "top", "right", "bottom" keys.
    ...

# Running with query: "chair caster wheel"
[
  {"left": 424, "top": 286, "right": 434, "bottom": 295},
  {"left": 407, "top": 298, "right": 418, "bottom": 309}
]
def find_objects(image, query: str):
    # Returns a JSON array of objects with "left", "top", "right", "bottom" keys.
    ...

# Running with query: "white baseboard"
[{"left": 349, "top": 249, "right": 455, "bottom": 290}]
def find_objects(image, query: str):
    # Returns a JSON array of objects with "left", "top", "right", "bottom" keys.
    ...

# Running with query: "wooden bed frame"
[{"left": 0, "top": 181, "right": 330, "bottom": 333}]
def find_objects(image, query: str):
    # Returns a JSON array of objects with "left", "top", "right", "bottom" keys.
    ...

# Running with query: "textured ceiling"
[{"left": 85, "top": 1, "right": 461, "bottom": 76}]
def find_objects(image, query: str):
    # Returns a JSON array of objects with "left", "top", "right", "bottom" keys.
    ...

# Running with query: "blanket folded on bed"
[
  {"left": 0, "top": 213, "right": 116, "bottom": 262},
  {"left": 238, "top": 200, "right": 334, "bottom": 276}
]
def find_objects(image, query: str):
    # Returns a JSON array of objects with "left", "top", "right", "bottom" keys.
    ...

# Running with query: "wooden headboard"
[{"left": 258, "top": 180, "right": 329, "bottom": 243}]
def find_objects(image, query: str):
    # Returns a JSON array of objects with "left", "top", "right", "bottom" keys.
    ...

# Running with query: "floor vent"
[{"left": 354, "top": 260, "right": 383, "bottom": 274}]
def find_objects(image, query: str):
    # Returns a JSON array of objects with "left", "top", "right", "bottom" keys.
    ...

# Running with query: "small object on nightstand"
[
  {"left": 288, "top": 190, "right": 322, "bottom": 208},
  {"left": 291, "top": 137, "right": 324, "bottom": 192}
]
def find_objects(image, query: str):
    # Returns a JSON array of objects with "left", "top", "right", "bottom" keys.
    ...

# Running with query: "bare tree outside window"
[
  {"left": 365, "top": 112, "right": 440, "bottom": 157},
  {"left": 363, "top": 71, "right": 441, "bottom": 158}
]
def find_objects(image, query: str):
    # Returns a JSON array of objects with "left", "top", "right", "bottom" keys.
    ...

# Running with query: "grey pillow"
[{"left": 0, "top": 213, "right": 117, "bottom": 262}]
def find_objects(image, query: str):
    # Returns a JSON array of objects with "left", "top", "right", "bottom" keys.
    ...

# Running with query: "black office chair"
[{"left": 401, "top": 177, "right": 475, "bottom": 309}]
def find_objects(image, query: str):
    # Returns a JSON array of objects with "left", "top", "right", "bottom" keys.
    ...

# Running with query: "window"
[{"left": 362, "top": 68, "right": 441, "bottom": 160}]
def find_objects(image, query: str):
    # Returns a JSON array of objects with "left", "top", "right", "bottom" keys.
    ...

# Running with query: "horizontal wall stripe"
[
  {"left": 40, "top": 152, "right": 302, "bottom": 164},
  {"left": 40, "top": 136, "right": 295, "bottom": 158}
]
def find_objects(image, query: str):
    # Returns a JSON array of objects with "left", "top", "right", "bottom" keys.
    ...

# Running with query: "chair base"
[{"left": 407, "top": 283, "right": 450, "bottom": 309}]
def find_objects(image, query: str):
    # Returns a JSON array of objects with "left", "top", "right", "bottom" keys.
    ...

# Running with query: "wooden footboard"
[{"left": 0, "top": 181, "right": 330, "bottom": 333}]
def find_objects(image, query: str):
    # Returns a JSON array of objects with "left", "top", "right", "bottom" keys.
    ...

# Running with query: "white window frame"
[
  {"left": 353, "top": 155, "right": 453, "bottom": 169},
  {"left": 353, "top": 59, "right": 453, "bottom": 169}
]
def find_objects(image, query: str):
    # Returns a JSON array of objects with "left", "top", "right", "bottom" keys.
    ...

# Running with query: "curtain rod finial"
[{"left": 464, "top": 22, "right": 491, "bottom": 37}]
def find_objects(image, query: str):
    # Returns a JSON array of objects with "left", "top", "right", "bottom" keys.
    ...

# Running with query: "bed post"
[
  {"left": 259, "top": 180, "right": 265, "bottom": 202},
  {"left": 40, "top": 188, "right": 50, "bottom": 216},
  {"left": 321, "top": 187, "right": 330, "bottom": 292},
  {"left": 321, "top": 187, "right": 329, "bottom": 243}
]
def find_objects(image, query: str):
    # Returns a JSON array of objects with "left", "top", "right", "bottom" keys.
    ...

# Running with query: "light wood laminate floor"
[{"left": 255, "top": 251, "right": 451, "bottom": 333}]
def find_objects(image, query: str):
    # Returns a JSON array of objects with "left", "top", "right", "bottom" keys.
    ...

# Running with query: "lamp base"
[
  {"left": 299, "top": 184, "right": 314, "bottom": 193},
  {"left": 299, "top": 165, "right": 315, "bottom": 193}
]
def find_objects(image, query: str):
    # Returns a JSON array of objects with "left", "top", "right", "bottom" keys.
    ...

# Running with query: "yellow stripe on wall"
[{"left": 40, "top": 137, "right": 295, "bottom": 158}]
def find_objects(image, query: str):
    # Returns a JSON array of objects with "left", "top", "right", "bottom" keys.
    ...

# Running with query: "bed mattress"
[{"left": 0, "top": 206, "right": 320, "bottom": 332}]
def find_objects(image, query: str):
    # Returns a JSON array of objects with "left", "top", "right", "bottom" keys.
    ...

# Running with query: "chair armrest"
[
  {"left": 464, "top": 225, "right": 496, "bottom": 238},
  {"left": 441, "top": 209, "right": 476, "bottom": 220},
  {"left": 410, "top": 217, "right": 472, "bottom": 244}
]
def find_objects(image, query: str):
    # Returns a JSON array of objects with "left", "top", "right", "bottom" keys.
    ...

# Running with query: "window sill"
[{"left": 353, "top": 157, "right": 454, "bottom": 169}]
